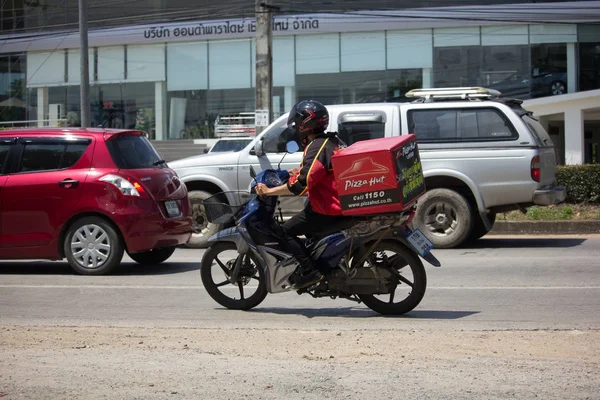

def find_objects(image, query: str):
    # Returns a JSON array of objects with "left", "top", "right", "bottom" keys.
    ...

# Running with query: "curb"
[{"left": 490, "top": 220, "right": 600, "bottom": 235}]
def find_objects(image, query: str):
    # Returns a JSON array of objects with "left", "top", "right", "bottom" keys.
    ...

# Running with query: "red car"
[{"left": 0, "top": 128, "right": 193, "bottom": 275}]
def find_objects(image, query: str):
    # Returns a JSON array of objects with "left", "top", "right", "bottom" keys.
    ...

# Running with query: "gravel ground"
[{"left": 1, "top": 326, "right": 598, "bottom": 399}]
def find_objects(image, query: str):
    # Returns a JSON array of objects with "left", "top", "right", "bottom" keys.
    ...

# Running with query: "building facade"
[{"left": 1, "top": 1, "right": 599, "bottom": 164}]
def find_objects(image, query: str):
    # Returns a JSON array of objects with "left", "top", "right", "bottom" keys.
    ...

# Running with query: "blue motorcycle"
[{"left": 200, "top": 142, "right": 441, "bottom": 315}]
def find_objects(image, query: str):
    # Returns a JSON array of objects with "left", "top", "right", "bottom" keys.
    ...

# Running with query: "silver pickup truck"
[{"left": 169, "top": 87, "right": 566, "bottom": 249}]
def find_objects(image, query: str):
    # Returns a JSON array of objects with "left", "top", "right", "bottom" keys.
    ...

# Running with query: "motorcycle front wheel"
[
  {"left": 354, "top": 240, "right": 427, "bottom": 316},
  {"left": 200, "top": 242, "right": 268, "bottom": 310}
]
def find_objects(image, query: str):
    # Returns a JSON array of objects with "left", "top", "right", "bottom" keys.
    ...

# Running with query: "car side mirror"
[
  {"left": 286, "top": 141, "right": 299, "bottom": 154},
  {"left": 254, "top": 138, "right": 265, "bottom": 157},
  {"left": 203, "top": 148, "right": 209, "bottom": 154}
]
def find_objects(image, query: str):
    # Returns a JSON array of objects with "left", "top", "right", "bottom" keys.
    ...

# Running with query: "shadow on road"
[
  {"left": 0, "top": 261, "right": 199, "bottom": 275},
  {"left": 117, "top": 262, "right": 200, "bottom": 276},
  {"left": 461, "top": 237, "right": 586, "bottom": 249},
  {"left": 249, "top": 307, "right": 479, "bottom": 319}
]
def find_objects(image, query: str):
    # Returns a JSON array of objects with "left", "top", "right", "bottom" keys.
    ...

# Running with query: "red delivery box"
[{"left": 331, "top": 134, "right": 426, "bottom": 216}]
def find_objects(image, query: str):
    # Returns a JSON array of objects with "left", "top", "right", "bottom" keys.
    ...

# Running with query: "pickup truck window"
[
  {"left": 338, "top": 121, "right": 385, "bottom": 145},
  {"left": 262, "top": 126, "right": 300, "bottom": 153},
  {"left": 522, "top": 115, "right": 554, "bottom": 147},
  {"left": 407, "top": 108, "right": 518, "bottom": 143}
]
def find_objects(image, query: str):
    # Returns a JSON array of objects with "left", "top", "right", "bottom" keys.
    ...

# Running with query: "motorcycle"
[{"left": 199, "top": 141, "right": 441, "bottom": 315}]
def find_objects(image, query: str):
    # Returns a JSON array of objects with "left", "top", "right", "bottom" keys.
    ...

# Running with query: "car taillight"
[
  {"left": 99, "top": 174, "right": 146, "bottom": 197},
  {"left": 531, "top": 155, "right": 541, "bottom": 182}
]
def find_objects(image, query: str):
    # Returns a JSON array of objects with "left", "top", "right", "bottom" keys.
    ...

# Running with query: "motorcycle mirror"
[
  {"left": 286, "top": 141, "right": 299, "bottom": 154},
  {"left": 277, "top": 140, "right": 298, "bottom": 170},
  {"left": 249, "top": 165, "right": 257, "bottom": 178}
]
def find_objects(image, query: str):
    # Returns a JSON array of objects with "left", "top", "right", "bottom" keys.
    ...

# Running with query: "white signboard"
[{"left": 255, "top": 109, "right": 269, "bottom": 127}]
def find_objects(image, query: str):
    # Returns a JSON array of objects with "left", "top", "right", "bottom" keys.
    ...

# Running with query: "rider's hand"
[
  {"left": 255, "top": 183, "right": 270, "bottom": 197},
  {"left": 289, "top": 168, "right": 299, "bottom": 176}
]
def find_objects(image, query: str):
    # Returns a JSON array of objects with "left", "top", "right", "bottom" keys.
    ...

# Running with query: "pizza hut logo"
[
  {"left": 339, "top": 157, "right": 390, "bottom": 191},
  {"left": 339, "top": 157, "right": 389, "bottom": 179}
]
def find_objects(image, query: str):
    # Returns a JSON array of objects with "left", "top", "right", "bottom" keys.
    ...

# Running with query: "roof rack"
[{"left": 405, "top": 87, "right": 502, "bottom": 101}]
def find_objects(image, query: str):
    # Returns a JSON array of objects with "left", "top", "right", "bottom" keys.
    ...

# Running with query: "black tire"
[
  {"left": 356, "top": 240, "right": 427, "bottom": 316},
  {"left": 186, "top": 190, "right": 223, "bottom": 249},
  {"left": 63, "top": 216, "right": 125, "bottom": 275},
  {"left": 413, "top": 188, "right": 474, "bottom": 249},
  {"left": 128, "top": 247, "right": 176, "bottom": 265},
  {"left": 468, "top": 212, "right": 497, "bottom": 242},
  {"left": 200, "top": 242, "right": 268, "bottom": 310}
]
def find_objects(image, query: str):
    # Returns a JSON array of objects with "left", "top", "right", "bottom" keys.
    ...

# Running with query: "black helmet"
[{"left": 287, "top": 100, "right": 329, "bottom": 139}]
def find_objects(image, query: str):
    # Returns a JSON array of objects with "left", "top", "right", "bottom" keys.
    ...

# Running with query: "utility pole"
[
  {"left": 254, "top": 1, "right": 273, "bottom": 135},
  {"left": 79, "top": 0, "right": 90, "bottom": 127}
]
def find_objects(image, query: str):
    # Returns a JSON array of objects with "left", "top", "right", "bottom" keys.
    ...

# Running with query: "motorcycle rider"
[{"left": 255, "top": 100, "right": 351, "bottom": 288}]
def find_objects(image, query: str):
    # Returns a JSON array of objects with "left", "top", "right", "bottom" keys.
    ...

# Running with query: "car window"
[
  {"left": 338, "top": 121, "right": 385, "bottom": 145},
  {"left": 19, "top": 142, "right": 89, "bottom": 173},
  {"left": 63, "top": 143, "right": 90, "bottom": 167},
  {"left": 211, "top": 139, "right": 252, "bottom": 153},
  {"left": 106, "top": 134, "right": 163, "bottom": 169},
  {"left": 262, "top": 126, "right": 299, "bottom": 153},
  {"left": 0, "top": 143, "right": 13, "bottom": 174},
  {"left": 522, "top": 115, "right": 554, "bottom": 147},
  {"left": 407, "top": 108, "right": 518, "bottom": 142}
]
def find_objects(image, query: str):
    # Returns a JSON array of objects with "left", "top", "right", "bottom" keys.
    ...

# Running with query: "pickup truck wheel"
[
  {"left": 413, "top": 188, "right": 474, "bottom": 249},
  {"left": 186, "top": 190, "right": 222, "bottom": 249},
  {"left": 469, "top": 212, "right": 497, "bottom": 241}
]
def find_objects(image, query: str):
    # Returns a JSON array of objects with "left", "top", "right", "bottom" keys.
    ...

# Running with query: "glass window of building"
[
  {"left": 0, "top": 0, "right": 25, "bottom": 32},
  {"left": 296, "top": 69, "right": 422, "bottom": 105},
  {"left": 530, "top": 43, "right": 568, "bottom": 97},
  {"left": 482, "top": 45, "right": 530, "bottom": 98},
  {"left": 579, "top": 25, "right": 600, "bottom": 92},
  {"left": 92, "top": 83, "right": 155, "bottom": 134},
  {"left": 433, "top": 46, "right": 482, "bottom": 88},
  {"left": 0, "top": 54, "right": 27, "bottom": 126}
]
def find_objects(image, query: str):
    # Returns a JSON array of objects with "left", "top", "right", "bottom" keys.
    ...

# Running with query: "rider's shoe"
[{"left": 290, "top": 268, "right": 323, "bottom": 289}]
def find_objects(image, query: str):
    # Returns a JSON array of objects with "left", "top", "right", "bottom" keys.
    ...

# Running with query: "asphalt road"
[
  {"left": 1, "top": 236, "right": 599, "bottom": 399},
  {"left": 1, "top": 235, "right": 599, "bottom": 331}
]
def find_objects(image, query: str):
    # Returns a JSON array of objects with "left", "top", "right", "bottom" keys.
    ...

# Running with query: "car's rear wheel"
[
  {"left": 128, "top": 247, "right": 176, "bottom": 265},
  {"left": 186, "top": 190, "right": 222, "bottom": 249},
  {"left": 413, "top": 188, "right": 474, "bottom": 249},
  {"left": 64, "top": 216, "right": 124, "bottom": 275}
]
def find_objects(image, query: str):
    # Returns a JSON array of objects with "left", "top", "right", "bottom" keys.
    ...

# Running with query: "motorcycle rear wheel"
[
  {"left": 355, "top": 240, "right": 427, "bottom": 316},
  {"left": 200, "top": 242, "right": 268, "bottom": 310}
]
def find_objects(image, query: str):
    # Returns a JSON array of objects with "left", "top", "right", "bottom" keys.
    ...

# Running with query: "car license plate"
[
  {"left": 165, "top": 200, "right": 180, "bottom": 217},
  {"left": 406, "top": 228, "right": 434, "bottom": 256}
]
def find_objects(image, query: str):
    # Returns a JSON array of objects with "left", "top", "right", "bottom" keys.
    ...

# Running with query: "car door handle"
[{"left": 58, "top": 179, "right": 79, "bottom": 188}]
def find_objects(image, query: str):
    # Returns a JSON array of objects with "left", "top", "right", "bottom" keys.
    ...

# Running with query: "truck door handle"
[{"left": 58, "top": 178, "right": 79, "bottom": 188}]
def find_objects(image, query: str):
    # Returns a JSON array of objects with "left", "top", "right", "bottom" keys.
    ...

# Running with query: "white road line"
[{"left": 0, "top": 285, "right": 599, "bottom": 290}]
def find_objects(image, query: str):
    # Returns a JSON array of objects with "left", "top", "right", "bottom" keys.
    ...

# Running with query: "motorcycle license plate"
[
  {"left": 165, "top": 200, "right": 180, "bottom": 217},
  {"left": 406, "top": 229, "right": 434, "bottom": 256}
]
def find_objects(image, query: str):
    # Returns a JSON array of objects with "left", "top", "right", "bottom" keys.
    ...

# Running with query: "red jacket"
[{"left": 287, "top": 133, "right": 345, "bottom": 216}]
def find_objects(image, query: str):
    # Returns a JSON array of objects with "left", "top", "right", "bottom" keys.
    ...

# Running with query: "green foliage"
[
  {"left": 556, "top": 165, "right": 600, "bottom": 204},
  {"left": 561, "top": 205, "right": 574, "bottom": 218}
]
